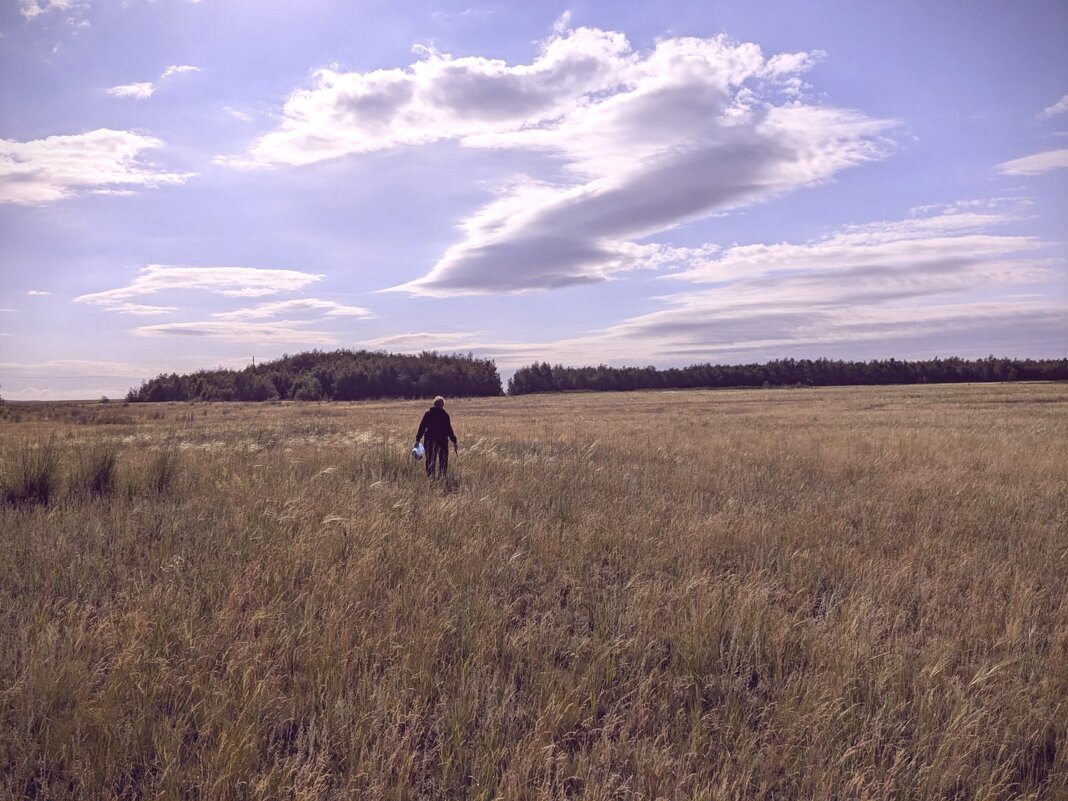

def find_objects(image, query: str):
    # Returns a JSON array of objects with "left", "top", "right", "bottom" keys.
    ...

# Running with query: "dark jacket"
[{"left": 416, "top": 406, "right": 456, "bottom": 444}]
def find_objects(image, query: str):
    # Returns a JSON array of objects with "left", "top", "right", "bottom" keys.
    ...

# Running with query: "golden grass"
[{"left": 1, "top": 383, "right": 1066, "bottom": 800}]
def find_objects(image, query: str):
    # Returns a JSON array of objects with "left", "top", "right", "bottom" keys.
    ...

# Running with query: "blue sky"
[{"left": 1, "top": 0, "right": 1065, "bottom": 399}]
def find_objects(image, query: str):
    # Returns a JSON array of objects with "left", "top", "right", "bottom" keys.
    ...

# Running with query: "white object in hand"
[{"left": 411, "top": 443, "right": 425, "bottom": 461}]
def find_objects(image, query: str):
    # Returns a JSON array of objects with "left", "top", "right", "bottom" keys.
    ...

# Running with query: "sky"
[{"left": 0, "top": 0, "right": 1066, "bottom": 400}]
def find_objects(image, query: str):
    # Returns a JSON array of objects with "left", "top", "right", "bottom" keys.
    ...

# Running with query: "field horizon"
[{"left": 2, "top": 383, "right": 1066, "bottom": 799}]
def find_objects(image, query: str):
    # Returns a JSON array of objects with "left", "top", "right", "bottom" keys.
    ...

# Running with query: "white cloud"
[
  {"left": 213, "top": 298, "right": 373, "bottom": 320},
  {"left": 132, "top": 320, "right": 337, "bottom": 345},
  {"left": 107, "top": 82, "right": 156, "bottom": 99},
  {"left": 27, "top": 290, "right": 51, "bottom": 296},
  {"left": 234, "top": 24, "right": 636, "bottom": 166},
  {"left": 75, "top": 265, "right": 324, "bottom": 312},
  {"left": 99, "top": 302, "right": 178, "bottom": 315},
  {"left": 19, "top": 0, "right": 74, "bottom": 20},
  {"left": 240, "top": 24, "right": 889, "bottom": 294},
  {"left": 996, "top": 148, "right": 1068, "bottom": 176},
  {"left": 0, "top": 129, "right": 190, "bottom": 205},
  {"left": 669, "top": 208, "right": 1044, "bottom": 284},
  {"left": 162, "top": 64, "right": 200, "bottom": 78},
  {"left": 1039, "top": 94, "right": 1068, "bottom": 118}
]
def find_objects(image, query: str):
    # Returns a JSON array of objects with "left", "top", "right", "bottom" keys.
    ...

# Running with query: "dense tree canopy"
[
  {"left": 506, "top": 356, "right": 1068, "bottom": 395},
  {"left": 127, "top": 350, "right": 504, "bottom": 402}
]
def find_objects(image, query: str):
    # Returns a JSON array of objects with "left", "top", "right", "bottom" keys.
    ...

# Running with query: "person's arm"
[
  {"left": 415, "top": 411, "right": 429, "bottom": 444},
  {"left": 446, "top": 412, "right": 458, "bottom": 449}
]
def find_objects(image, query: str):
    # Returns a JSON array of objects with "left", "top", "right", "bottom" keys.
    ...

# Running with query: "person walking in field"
[{"left": 415, "top": 395, "right": 458, "bottom": 478}]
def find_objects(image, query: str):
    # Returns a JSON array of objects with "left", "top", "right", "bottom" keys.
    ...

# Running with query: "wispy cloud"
[
  {"left": 358, "top": 331, "right": 484, "bottom": 352},
  {"left": 132, "top": 320, "right": 337, "bottom": 345},
  {"left": 0, "top": 359, "right": 144, "bottom": 377},
  {"left": 106, "top": 81, "right": 156, "bottom": 99},
  {"left": 213, "top": 298, "right": 372, "bottom": 321},
  {"left": 19, "top": 0, "right": 75, "bottom": 20},
  {"left": 0, "top": 129, "right": 190, "bottom": 205},
  {"left": 996, "top": 148, "right": 1068, "bottom": 176},
  {"left": 669, "top": 207, "right": 1044, "bottom": 284},
  {"left": 0, "top": 358, "right": 180, "bottom": 401},
  {"left": 106, "top": 66, "right": 199, "bottom": 101},
  {"left": 242, "top": 22, "right": 889, "bottom": 295},
  {"left": 620, "top": 206, "right": 1059, "bottom": 356},
  {"left": 162, "top": 64, "right": 200, "bottom": 78},
  {"left": 27, "top": 290, "right": 51, "bottom": 296},
  {"left": 1039, "top": 93, "right": 1068, "bottom": 119},
  {"left": 75, "top": 265, "right": 325, "bottom": 313},
  {"left": 223, "top": 106, "right": 253, "bottom": 122},
  {"left": 430, "top": 6, "right": 494, "bottom": 22}
]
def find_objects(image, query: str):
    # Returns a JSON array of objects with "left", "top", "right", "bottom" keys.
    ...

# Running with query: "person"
[{"left": 415, "top": 395, "right": 458, "bottom": 478}]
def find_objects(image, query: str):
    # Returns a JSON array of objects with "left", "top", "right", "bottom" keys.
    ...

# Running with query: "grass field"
[{"left": 1, "top": 383, "right": 1066, "bottom": 800}]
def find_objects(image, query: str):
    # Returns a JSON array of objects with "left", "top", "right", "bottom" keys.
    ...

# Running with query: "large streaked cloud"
[
  {"left": 0, "top": 129, "right": 190, "bottom": 205},
  {"left": 362, "top": 204, "right": 1064, "bottom": 366},
  {"left": 234, "top": 23, "right": 892, "bottom": 295},
  {"left": 75, "top": 265, "right": 325, "bottom": 313},
  {"left": 996, "top": 148, "right": 1068, "bottom": 176},
  {"left": 397, "top": 101, "right": 888, "bottom": 295}
]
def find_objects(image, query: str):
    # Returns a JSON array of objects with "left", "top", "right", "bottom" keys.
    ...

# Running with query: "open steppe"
[{"left": 1, "top": 383, "right": 1066, "bottom": 799}]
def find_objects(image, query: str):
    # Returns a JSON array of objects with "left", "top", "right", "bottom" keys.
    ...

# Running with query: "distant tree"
[
  {"left": 291, "top": 375, "right": 323, "bottom": 401},
  {"left": 506, "top": 357, "right": 1068, "bottom": 395},
  {"left": 126, "top": 349, "right": 504, "bottom": 402}
]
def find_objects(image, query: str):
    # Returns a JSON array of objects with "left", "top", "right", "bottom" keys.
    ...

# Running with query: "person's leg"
[
  {"left": 439, "top": 440, "right": 449, "bottom": 478},
  {"left": 424, "top": 439, "right": 437, "bottom": 477}
]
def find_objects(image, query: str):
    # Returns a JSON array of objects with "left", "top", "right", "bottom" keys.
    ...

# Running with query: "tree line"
[
  {"left": 126, "top": 350, "right": 504, "bottom": 402},
  {"left": 506, "top": 356, "right": 1068, "bottom": 394}
]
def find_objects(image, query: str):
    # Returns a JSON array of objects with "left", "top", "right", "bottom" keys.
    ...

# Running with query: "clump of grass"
[
  {"left": 75, "top": 444, "right": 118, "bottom": 499},
  {"left": 144, "top": 447, "right": 179, "bottom": 494},
  {"left": 2, "top": 437, "right": 61, "bottom": 507}
]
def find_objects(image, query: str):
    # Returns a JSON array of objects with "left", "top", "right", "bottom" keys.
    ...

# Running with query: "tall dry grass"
[{"left": 1, "top": 383, "right": 1065, "bottom": 799}]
